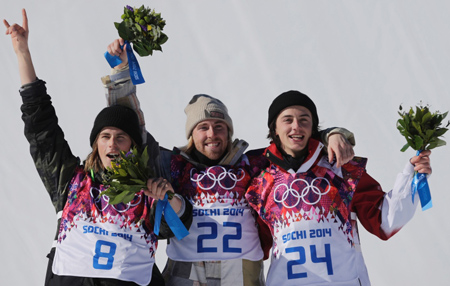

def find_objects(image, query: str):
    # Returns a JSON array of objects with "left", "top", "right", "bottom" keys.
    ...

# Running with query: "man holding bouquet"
[
  {"left": 4, "top": 9, "right": 191, "bottom": 286},
  {"left": 245, "top": 91, "right": 432, "bottom": 285},
  {"left": 103, "top": 38, "right": 356, "bottom": 286}
]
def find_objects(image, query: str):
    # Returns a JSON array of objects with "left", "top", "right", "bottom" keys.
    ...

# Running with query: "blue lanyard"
[{"left": 154, "top": 194, "right": 189, "bottom": 240}]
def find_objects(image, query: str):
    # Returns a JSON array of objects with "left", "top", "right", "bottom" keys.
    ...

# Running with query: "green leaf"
[
  {"left": 415, "top": 106, "right": 423, "bottom": 122},
  {"left": 404, "top": 114, "right": 410, "bottom": 126},
  {"left": 117, "top": 169, "right": 127, "bottom": 177},
  {"left": 434, "top": 127, "right": 448, "bottom": 137},
  {"left": 122, "top": 191, "right": 137, "bottom": 204},
  {"left": 400, "top": 142, "right": 410, "bottom": 152},
  {"left": 413, "top": 135, "right": 424, "bottom": 150},
  {"left": 434, "top": 138, "right": 447, "bottom": 149},
  {"left": 127, "top": 166, "right": 138, "bottom": 179},
  {"left": 427, "top": 142, "right": 437, "bottom": 150},
  {"left": 117, "top": 21, "right": 133, "bottom": 40},
  {"left": 133, "top": 43, "right": 150, "bottom": 57},
  {"left": 424, "top": 129, "right": 435, "bottom": 141},
  {"left": 109, "top": 190, "right": 130, "bottom": 205},
  {"left": 160, "top": 33, "right": 169, "bottom": 44},
  {"left": 130, "top": 179, "right": 146, "bottom": 185},
  {"left": 128, "top": 185, "right": 144, "bottom": 193},
  {"left": 412, "top": 121, "right": 422, "bottom": 133},
  {"left": 141, "top": 147, "right": 149, "bottom": 168},
  {"left": 406, "top": 138, "right": 415, "bottom": 149},
  {"left": 421, "top": 111, "right": 432, "bottom": 124},
  {"left": 135, "top": 23, "right": 142, "bottom": 32}
]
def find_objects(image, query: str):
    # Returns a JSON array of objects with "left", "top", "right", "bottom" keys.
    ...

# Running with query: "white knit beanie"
[{"left": 184, "top": 94, "right": 233, "bottom": 139}]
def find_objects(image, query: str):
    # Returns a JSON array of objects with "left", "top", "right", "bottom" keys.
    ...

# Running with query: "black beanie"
[
  {"left": 89, "top": 105, "right": 142, "bottom": 147},
  {"left": 267, "top": 90, "right": 319, "bottom": 128}
]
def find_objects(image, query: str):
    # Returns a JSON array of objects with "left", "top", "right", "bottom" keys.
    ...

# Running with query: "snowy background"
[{"left": 1, "top": 1, "right": 449, "bottom": 285}]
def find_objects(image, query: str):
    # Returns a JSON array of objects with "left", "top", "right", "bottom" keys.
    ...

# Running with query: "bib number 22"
[{"left": 197, "top": 222, "right": 242, "bottom": 253}]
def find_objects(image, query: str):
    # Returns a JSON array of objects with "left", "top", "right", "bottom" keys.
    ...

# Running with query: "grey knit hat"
[
  {"left": 184, "top": 94, "right": 233, "bottom": 139},
  {"left": 90, "top": 105, "right": 142, "bottom": 147}
]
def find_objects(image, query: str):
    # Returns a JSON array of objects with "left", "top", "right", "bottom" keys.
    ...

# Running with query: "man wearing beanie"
[
  {"left": 246, "top": 90, "right": 432, "bottom": 286},
  {"left": 103, "top": 38, "right": 358, "bottom": 286},
  {"left": 7, "top": 12, "right": 191, "bottom": 286}
]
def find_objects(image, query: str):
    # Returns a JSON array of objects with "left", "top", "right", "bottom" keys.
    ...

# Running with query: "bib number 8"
[
  {"left": 286, "top": 244, "right": 333, "bottom": 279},
  {"left": 93, "top": 240, "right": 117, "bottom": 270},
  {"left": 197, "top": 222, "right": 242, "bottom": 253}
]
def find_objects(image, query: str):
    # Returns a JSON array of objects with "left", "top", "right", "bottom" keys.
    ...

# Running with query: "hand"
[
  {"left": 145, "top": 177, "right": 173, "bottom": 200},
  {"left": 327, "top": 133, "right": 355, "bottom": 168},
  {"left": 107, "top": 38, "right": 128, "bottom": 69},
  {"left": 410, "top": 150, "right": 432, "bottom": 174},
  {"left": 145, "top": 177, "right": 182, "bottom": 213},
  {"left": 4, "top": 9, "right": 35, "bottom": 85},
  {"left": 4, "top": 9, "right": 29, "bottom": 54}
]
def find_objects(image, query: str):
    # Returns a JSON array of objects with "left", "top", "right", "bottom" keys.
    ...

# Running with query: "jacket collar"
[{"left": 264, "top": 138, "right": 324, "bottom": 173}]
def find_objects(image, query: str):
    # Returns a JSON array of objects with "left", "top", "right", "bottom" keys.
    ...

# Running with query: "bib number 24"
[{"left": 286, "top": 244, "right": 333, "bottom": 279}]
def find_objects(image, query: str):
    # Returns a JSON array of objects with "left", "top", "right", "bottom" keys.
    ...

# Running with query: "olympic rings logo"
[
  {"left": 90, "top": 187, "right": 142, "bottom": 213},
  {"left": 190, "top": 166, "right": 246, "bottom": 191},
  {"left": 273, "top": 177, "right": 331, "bottom": 208}
]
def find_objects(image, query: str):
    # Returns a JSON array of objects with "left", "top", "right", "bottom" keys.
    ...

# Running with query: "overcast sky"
[{"left": 1, "top": 1, "right": 449, "bottom": 285}]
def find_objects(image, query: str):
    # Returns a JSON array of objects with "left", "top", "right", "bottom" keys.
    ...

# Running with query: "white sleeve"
[
  {"left": 101, "top": 65, "right": 147, "bottom": 143},
  {"left": 380, "top": 161, "right": 419, "bottom": 236}
]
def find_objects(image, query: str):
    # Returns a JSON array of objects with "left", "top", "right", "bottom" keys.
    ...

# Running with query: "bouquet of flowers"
[
  {"left": 102, "top": 146, "right": 186, "bottom": 239},
  {"left": 397, "top": 104, "right": 449, "bottom": 152},
  {"left": 102, "top": 146, "right": 173, "bottom": 205},
  {"left": 397, "top": 103, "right": 449, "bottom": 210},
  {"left": 115, "top": 5, "right": 168, "bottom": 57}
]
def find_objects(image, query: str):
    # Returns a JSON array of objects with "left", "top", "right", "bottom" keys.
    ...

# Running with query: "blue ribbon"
[
  {"left": 154, "top": 194, "right": 189, "bottom": 240},
  {"left": 103, "top": 41, "right": 145, "bottom": 85},
  {"left": 411, "top": 150, "right": 432, "bottom": 211},
  {"left": 104, "top": 51, "right": 123, "bottom": 68}
]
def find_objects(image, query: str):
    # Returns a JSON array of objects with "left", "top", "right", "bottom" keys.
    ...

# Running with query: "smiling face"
[
  {"left": 275, "top": 105, "right": 313, "bottom": 157},
  {"left": 192, "top": 119, "right": 229, "bottom": 160},
  {"left": 96, "top": 127, "right": 133, "bottom": 169}
]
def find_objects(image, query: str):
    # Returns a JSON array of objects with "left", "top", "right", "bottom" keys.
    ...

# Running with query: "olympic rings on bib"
[
  {"left": 273, "top": 177, "right": 331, "bottom": 208},
  {"left": 190, "top": 166, "right": 246, "bottom": 191},
  {"left": 90, "top": 187, "right": 142, "bottom": 212}
]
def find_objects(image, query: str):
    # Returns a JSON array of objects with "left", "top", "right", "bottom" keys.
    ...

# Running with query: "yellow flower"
[{"left": 147, "top": 25, "right": 152, "bottom": 31}]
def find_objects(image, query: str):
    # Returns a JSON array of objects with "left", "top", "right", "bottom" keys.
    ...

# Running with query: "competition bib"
[
  {"left": 267, "top": 220, "right": 364, "bottom": 286},
  {"left": 52, "top": 170, "right": 158, "bottom": 286},
  {"left": 53, "top": 218, "right": 155, "bottom": 285},
  {"left": 167, "top": 204, "right": 262, "bottom": 261},
  {"left": 167, "top": 163, "right": 263, "bottom": 261},
  {"left": 253, "top": 155, "right": 370, "bottom": 285}
]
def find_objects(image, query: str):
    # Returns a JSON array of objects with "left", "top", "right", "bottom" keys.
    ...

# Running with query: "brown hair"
[{"left": 84, "top": 141, "right": 103, "bottom": 174}]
